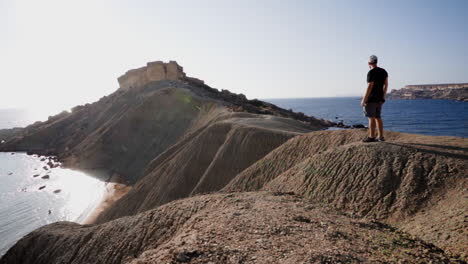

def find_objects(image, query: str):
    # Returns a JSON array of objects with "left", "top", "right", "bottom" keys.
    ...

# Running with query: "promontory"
[
  {"left": 388, "top": 83, "right": 468, "bottom": 101},
  {"left": 0, "top": 61, "right": 466, "bottom": 263}
]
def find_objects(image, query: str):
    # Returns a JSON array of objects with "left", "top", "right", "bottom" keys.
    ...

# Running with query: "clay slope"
[
  {"left": 224, "top": 129, "right": 468, "bottom": 257},
  {"left": 94, "top": 110, "right": 311, "bottom": 223},
  {"left": 0, "top": 82, "right": 203, "bottom": 183},
  {"left": 0, "top": 79, "right": 329, "bottom": 183},
  {"left": 2, "top": 192, "right": 464, "bottom": 264}
]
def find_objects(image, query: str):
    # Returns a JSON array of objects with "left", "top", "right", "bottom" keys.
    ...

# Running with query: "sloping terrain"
[
  {"left": 1, "top": 61, "right": 466, "bottom": 263},
  {"left": 0, "top": 127, "right": 23, "bottom": 143},
  {"left": 94, "top": 111, "right": 310, "bottom": 222},
  {"left": 0, "top": 82, "right": 204, "bottom": 183},
  {"left": 224, "top": 129, "right": 371, "bottom": 192},
  {"left": 1, "top": 192, "right": 463, "bottom": 264},
  {"left": 0, "top": 79, "right": 329, "bottom": 183},
  {"left": 224, "top": 129, "right": 468, "bottom": 257}
]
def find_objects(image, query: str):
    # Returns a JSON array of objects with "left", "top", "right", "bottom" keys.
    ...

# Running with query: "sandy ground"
[{"left": 83, "top": 174, "right": 131, "bottom": 225}]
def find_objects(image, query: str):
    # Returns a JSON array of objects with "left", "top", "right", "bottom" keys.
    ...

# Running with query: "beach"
[{"left": 83, "top": 174, "right": 131, "bottom": 225}]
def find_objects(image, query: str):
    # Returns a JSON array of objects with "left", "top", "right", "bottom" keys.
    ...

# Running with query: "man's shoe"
[
  {"left": 377, "top": 137, "right": 385, "bottom": 142},
  {"left": 362, "top": 137, "right": 376, "bottom": 143}
]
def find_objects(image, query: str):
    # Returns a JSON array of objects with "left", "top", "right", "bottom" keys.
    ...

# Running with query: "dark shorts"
[{"left": 364, "top": 102, "right": 382, "bottom": 118}]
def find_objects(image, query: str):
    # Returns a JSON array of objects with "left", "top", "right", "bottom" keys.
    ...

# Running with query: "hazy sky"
[{"left": 1, "top": 0, "right": 467, "bottom": 114}]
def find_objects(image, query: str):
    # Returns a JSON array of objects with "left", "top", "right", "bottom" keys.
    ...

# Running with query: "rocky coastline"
[
  {"left": 388, "top": 83, "right": 468, "bottom": 101},
  {"left": 0, "top": 61, "right": 466, "bottom": 263}
]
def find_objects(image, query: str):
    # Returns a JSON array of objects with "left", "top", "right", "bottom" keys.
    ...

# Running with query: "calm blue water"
[{"left": 266, "top": 98, "right": 467, "bottom": 138}]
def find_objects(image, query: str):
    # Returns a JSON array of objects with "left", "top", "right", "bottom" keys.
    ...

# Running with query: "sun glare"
[{"left": 48, "top": 168, "right": 105, "bottom": 223}]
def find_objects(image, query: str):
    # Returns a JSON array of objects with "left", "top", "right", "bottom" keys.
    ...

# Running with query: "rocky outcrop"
[
  {"left": 388, "top": 83, "right": 468, "bottom": 101},
  {"left": 1, "top": 61, "right": 466, "bottom": 263},
  {"left": 117, "top": 61, "right": 187, "bottom": 90},
  {"left": 117, "top": 60, "right": 207, "bottom": 91},
  {"left": 1, "top": 192, "right": 462, "bottom": 264},
  {"left": 0, "top": 62, "right": 331, "bottom": 183}
]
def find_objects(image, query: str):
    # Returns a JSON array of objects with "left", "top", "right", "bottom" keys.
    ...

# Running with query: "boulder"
[{"left": 352, "top": 124, "right": 365, "bottom": 128}]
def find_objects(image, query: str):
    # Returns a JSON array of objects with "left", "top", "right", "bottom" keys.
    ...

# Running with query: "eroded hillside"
[
  {"left": 1, "top": 61, "right": 466, "bottom": 263},
  {"left": 224, "top": 130, "right": 468, "bottom": 257},
  {"left": 0, "top": 62, "right": 330, "bottom": 184},
  {"left": 1, "top": 192, "right": 463, "bottom": 264}
]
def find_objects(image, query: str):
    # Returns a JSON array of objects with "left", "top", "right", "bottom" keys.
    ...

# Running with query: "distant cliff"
[{"left": 388, "top": 83, "right": 468, "bottom": 101}]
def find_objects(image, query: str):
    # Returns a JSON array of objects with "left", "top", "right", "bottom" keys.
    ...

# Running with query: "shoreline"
[
  {"left": 0, "top": 151, "right": 132, "bottom": 226},
  {"left": 82, "top": 174, "right": 132, "bottom": 225},
  {"left": 0, "top": 153, "right": 116, "bottom": 256}
]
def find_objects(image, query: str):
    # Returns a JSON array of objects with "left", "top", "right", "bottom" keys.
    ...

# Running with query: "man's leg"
[
  {"left": 368, "top": 118, "right": 376, "bottom": 138},
  {"left": 376, "top": 118, "right": 384, "bottom": 138}
]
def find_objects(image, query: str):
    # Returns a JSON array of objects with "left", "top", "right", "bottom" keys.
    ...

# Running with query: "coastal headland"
[
  {"left": 388, "top": 83, "right": 468, "bottom": 101},
  {"left": 0, "top": 61, "right": 466, "bottom": 263}
]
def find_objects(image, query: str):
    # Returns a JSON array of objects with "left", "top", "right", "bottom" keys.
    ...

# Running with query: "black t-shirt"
[{"left": 367, "top": 67, "right": 388, "bottom": 103}]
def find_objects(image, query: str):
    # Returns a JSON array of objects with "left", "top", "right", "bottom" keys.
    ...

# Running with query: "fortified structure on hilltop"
[
  {"left": 388, "top": 82, "right": 468, "bottom": 101},
  {"left": 117, "top": 61, "right": 204, "bottom": 90}
]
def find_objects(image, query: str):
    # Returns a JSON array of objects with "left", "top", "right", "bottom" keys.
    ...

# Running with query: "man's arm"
[
  {"left": 361, "top": 82, "right": 374, "bottom": 107},
  {"left": 383, "top": 77, "right": 388, "bottom": 101}
]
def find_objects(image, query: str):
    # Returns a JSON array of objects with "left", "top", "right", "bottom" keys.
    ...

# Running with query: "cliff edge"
[
  {"left": 0, "top": 61, "right": 466, "bottom": 263},
  {"left": 388, "top": 83, "right": 468, "bottom": 101},
  {"left": 0, "top": 61, "right": 331, "bottom": 185}
]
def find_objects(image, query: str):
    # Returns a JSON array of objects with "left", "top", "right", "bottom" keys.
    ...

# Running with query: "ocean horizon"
[
  {"left": 266, "top": 97, "right": 467, "bottom": 138},
  {"left": 1, "top": 97, "right": 466, "bottom": 138}
]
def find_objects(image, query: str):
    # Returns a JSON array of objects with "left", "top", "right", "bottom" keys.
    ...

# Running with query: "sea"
[
  {"left": 266, "top": 98, "right": 467, "bottom": 138},
  {"left": 0, "top": 109, "right": 105, "bottom": 256},
  {"left": 0, "top": 98, "right": 466, "bottom": 256}
]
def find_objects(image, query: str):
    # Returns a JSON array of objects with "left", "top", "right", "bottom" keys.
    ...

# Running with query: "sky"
[{"left": 1, "top": 0, "right": 467, "bottom": 115}]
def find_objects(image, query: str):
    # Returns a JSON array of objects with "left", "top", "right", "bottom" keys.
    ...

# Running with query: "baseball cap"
[{"left": 369, "top": 55, "right": 378, "bottom": 64}]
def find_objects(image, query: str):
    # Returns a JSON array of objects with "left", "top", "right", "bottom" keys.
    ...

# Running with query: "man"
[{"left": 361, "top": 55, "right": 388, "bottom": 142}]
